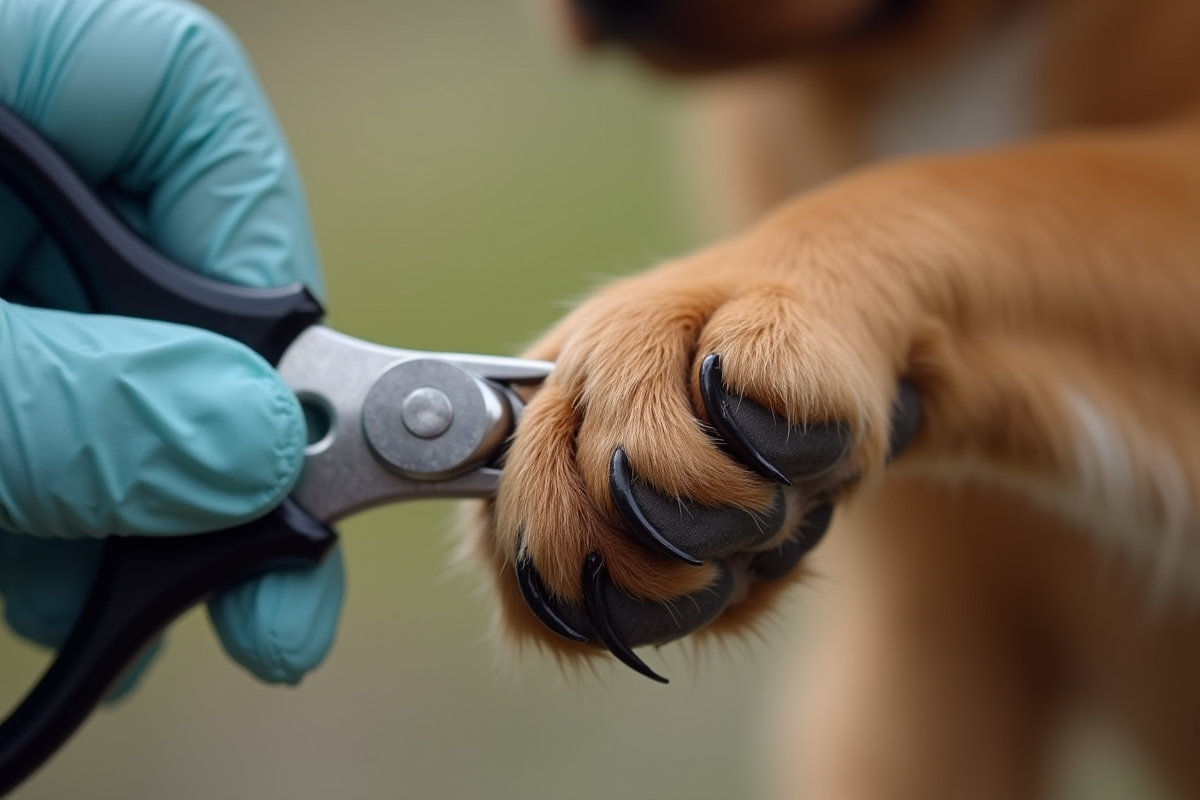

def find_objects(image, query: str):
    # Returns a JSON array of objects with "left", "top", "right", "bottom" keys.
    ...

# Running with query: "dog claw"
[
  {"left": 700, "top": 354, "right": 851, "bottom": 483},
  {"left": 582, "top": 553, "right": 669, "bottom": 684},
  {"left": 610, "top": 448, "right": 704, "bottom": 566},
  {"left": 612, "top": 446, "right": 785, "bottom": 559},
  {"left": 516, "top": 550, "right": 588, "bottom": 643},
  {"left": 699, "top": 354, "right": 791, "bottom": 484}
]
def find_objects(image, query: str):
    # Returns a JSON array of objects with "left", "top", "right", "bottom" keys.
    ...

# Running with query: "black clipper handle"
[
  {"left": 0, "top": 501, "right": 338, "bottom": 796},
  {"left": 0, "top": 104, "right": 322, "bottom": 365},
  {"left": 0, "top": 104, "right": 338, "bottom": 794}
]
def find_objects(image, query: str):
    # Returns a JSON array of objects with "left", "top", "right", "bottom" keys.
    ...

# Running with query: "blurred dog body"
[{"left": 471, "top": 2, "right": 1200, "bottom": 797}]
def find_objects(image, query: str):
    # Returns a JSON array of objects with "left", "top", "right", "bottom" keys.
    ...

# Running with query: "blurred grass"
[
  {"left": 0, "top": 2, "right": 1169, "bottom": 798},
  {"left": 260, "top": 1, "right": 694, "bottom": 355}
]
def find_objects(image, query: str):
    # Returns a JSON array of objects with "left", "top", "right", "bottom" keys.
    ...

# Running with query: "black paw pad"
[
  {"left": 749, "top": 502, "right": 834, "bottom": 581},
  {"left": 699, "top": 354, "right": 850, "bottom": 484},
  {"left": 582, "top": 555, "right": 733, "bottom": 649},
  {"left": 611, "top": 447, "right": 785, "bottom": 564}
]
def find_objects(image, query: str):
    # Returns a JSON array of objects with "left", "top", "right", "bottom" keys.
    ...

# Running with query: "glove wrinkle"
[{"left": 0, "top": 302, "right": 305, "bottom": 538}]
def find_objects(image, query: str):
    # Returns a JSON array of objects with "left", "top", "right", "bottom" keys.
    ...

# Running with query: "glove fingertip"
[{"left": 207, "top": 545, "right": 345, "bottom": 684}]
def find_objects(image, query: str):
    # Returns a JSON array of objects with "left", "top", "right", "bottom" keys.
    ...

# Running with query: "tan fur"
[{"left": 465, "top": 0, "right": 1200, "bottom": 795}]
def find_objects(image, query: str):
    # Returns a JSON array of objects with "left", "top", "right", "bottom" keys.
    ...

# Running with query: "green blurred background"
[{"left": 0, "top": 2, "right": 1169, "bottom": 798}]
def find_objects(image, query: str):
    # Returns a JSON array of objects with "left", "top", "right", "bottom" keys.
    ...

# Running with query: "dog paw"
[{"left": 466, "top": 267, "right": 921, "bottom": 681}]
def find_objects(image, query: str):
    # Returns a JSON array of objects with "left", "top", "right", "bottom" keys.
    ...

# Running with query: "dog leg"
[
  {"left": 769, "top": 478, "right": 1060, "bottom": 800},
  {"left": 464, "top": 113, "right": 1200, "bottom": 675}
]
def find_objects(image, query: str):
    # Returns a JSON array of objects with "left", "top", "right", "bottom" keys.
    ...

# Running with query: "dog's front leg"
[
  {"left": 769, "top": 478, "right": 1067, "bottom": 800},
  {"left": 838, "top": 117, "right": 1200, "bottom": 569},
  {"left": 464, "top": 112, "right": 1200, "bottom": 676}
]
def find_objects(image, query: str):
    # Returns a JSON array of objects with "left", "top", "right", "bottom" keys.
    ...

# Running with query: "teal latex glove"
[{"left": 0, "top": 0, "right": 345, "bottom": 691}]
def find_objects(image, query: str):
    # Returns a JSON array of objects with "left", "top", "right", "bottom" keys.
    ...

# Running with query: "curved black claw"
[
  {"left": 610, "top": 448, "right": 704, "bottom": 566},
  {"left": 700, "top": 354, "right": 850, "bottom": 484},
  {"left": 582, "top": 554, "right": 669, "bottom": 684},
  {"left": 700, "top": 354, "right": 790, "bottom": 484},
  {"left": 516, "top": 547, "right": 588, "bottom": 643},
  {"left": 887, "top": 380, "right": 922, "bottom": 460},
  {"left": 611, "top": 446, "right": 785, "bottom": 562}
]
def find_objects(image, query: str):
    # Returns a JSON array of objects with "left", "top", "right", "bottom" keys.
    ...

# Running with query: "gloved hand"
[{"left": 0, "top": 0, "right": 344, "bottom": 695}]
